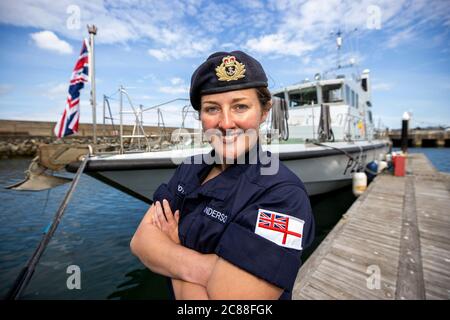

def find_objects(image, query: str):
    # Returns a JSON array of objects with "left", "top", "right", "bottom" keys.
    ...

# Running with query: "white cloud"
[
  {"left": 386, "top": 28, "right": 415, "bottom": 49},
  {"left": 0, "top": 84, "right": 13, "bottom": 95},
  {"left": 158, "top": 86, "right": 189, "bottom": 95},
  {"left": 158, "top": 78, "right": 189, "bottom": 95},
  {"left": 148, "top": 33, "right": 215, "bottom": 61},
  {"left": 1, "top": 0, "right": 449, "bottom": 62},
  {"left": 242, "top": 0, "right": 264, "bottom": 9},
  {"left": 30, "top": 30, "right": 73, "bottom": 54},
  {"left": 246, "top": 33, "right": 315, "bottom": 57},
  {"left": 372, "top": 82, "right": 392, "bottom": 91},
  {"left": 148, "top": 49, "right": 171, "bottom": 61},
  {"left": 171, "top": 78, "right": 183, "bottom": 85},
  {"left": 42, "top": 82, "right": 68, "bottom": 100}
]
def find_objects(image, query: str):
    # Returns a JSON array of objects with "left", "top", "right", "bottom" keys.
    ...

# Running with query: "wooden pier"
[{"left": 293, "top": 153, "right": 450, "bottom": 300}]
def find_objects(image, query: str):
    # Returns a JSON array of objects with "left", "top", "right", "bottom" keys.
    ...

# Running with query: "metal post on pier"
[
  {"left": 88, "top": 25, "right": 97, "bottom": 146},
  {"left": 401, "top": 111, "right": 411, "bottom": 154}
]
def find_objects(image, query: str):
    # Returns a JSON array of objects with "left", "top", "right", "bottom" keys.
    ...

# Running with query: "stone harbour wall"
[
  {"left": 0, "top": 120, "right": 182, "bottom": 159},
  {"left": 0, "top": 136, "right": 122, "bottom": 159}
]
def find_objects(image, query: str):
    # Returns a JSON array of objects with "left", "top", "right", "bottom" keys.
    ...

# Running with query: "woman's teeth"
[{"left": 222, "top": 133, "right": 240, "bottom": 143}]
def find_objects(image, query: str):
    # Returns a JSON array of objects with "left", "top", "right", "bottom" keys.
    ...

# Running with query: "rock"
[{"left": 9, "top": 144, "right": 19, "bottom": 153}]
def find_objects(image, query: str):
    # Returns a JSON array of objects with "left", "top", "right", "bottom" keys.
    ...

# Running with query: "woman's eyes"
[
  {"left": 203, "top": 104, "right": 249, "bottom": 114},
  {"left": 204, "top": 106, "right": 220, "bottom": 114},
  {"left": 233, "top": 104, "right": 249, "bottom": 112}
]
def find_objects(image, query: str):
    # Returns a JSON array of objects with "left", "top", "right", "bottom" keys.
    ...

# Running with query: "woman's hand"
[
  {"left": 131, "top": 200, "right": 218, "bottom": 288},
  {"left": 152, "top": 199, "right": 180, "bottom": 244}
]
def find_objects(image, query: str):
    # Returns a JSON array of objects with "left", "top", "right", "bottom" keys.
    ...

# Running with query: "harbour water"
[{"left": 1, "top": 147, "right": 449, "bottom": 299}]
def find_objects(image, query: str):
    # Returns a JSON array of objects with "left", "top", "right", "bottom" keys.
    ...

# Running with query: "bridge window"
[
  {"left": 362, "top": 78, "right": 368, "bottom": 91},
  {"left": 288, "top": 87, "right": 317, "bottom": 107},
  {"left": 356, "top": 93, "right": 359, "bottom": 108},
  {"left": 322, "top": 84, "right": 343, "bottom": 103},
  {"left": 345, "top": 85, "right": 350, "bottom": 104},
  {"left": 351, "top": 90, "right": 355, "bottom": 107},
  {"left": 273, "top": 92, "right": 284, "bottom": 99}
]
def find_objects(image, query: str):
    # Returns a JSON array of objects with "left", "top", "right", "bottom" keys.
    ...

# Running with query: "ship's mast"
[{"left": 336, "top": 30, "right": 342, "bottom": 69}]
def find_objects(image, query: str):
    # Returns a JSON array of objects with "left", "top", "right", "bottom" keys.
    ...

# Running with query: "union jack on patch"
[{"left": 255, "top": 209, "right": 304, "bottom": 250}]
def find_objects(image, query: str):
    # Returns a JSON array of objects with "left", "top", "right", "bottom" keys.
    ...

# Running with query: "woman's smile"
[
  {"left": 221, "top": 130, "right": 242, "bottom": 144},
  {"left": 200, "top": 89, "right": 269, "bottom": 164}
]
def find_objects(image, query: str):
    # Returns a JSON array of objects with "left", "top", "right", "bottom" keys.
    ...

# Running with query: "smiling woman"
[
  {"left": 130, "top": 51, "right": 315, "bottom": 300},
  {"left": 200, "top": 88, "right": 269, "bottom": 164}
]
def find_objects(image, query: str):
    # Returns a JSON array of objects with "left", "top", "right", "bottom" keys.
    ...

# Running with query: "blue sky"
[{"left": 0, "top": 0, "right": 449, "bottom": 129}]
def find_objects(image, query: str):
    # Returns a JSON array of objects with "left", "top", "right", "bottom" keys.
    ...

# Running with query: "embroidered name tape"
[
  {"left": 203, "top": 206, "right": 228, "bottom": 224},
  {"left": 255, "top": 208, "right": 304, "bottom": 250}
]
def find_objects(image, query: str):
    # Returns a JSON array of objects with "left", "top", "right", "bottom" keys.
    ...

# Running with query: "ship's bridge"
[{"left": 270, "top": 74, "right": 374, "bottom": 142}]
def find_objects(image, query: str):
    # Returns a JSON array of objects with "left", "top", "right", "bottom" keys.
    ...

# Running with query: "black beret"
[{"left": 190, "top": 51, "right": 268, "bottom": 110}]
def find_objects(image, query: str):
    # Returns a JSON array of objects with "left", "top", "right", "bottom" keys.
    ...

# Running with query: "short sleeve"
[
  {"left": 214, "top": 184, "right": 315, "bottom": 292},
  {"left": 152, "top": 164, "right": 184, "bottom": 208}
]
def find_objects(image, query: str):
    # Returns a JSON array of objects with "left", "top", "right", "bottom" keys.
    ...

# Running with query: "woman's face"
[{"left": 200, "top": 88, "right": 269, "bottom": 162}]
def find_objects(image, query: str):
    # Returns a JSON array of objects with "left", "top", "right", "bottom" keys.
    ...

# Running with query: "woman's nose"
[{"left": 218, "top": 109, "right": 236, "bottom": 130}]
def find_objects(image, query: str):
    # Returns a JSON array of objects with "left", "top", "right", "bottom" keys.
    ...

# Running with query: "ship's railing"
[
  {"left": 100, "top": 87, "right": 375, "bottom": 154},
  {"left": 101, "top": 86, "right": 198, "bottom": 154}
]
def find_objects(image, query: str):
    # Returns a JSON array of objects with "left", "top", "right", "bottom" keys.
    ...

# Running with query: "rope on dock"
[{"left": 5, "top": 152, "right": 91, "bottom": 300}]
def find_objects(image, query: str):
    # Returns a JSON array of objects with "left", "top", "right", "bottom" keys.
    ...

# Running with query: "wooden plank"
[
  {"left": 299, "top": 283, "right": 336, "bottom": 300},
  {"left": 313, "top": 265, "right": 384, "bottom": 299},
  {"left": 293, "top": 153, "right": 450, "bottom": 300},
  {"left": 395, "top": 175, "right": 425, "bottom": 300},
  {"left": 309, "top": 273, "right": 357, "bottom": 300}
]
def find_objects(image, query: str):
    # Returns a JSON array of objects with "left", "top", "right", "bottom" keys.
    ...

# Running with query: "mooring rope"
[
  {"left": 5, "top": 153, "right": 90, "bottom": 300},
  {"left": 271, "top": 97, "right": 289, "bottom": 141}
]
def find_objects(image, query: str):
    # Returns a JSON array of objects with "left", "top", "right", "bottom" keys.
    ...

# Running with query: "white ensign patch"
[{"left": 254, "top": 208, "right": 304, "bottom": 250}]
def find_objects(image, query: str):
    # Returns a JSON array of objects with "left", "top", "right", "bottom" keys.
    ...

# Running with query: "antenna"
[
  {"left": 331, "top": 28, "right": 358, "bottom": 68},
  {"left": 324, "top": 27, "right": 358, "bottom": 78}
]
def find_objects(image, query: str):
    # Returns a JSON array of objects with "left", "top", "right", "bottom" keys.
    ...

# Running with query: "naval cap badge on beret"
[{"left": 190, "top": 51, "right": 268, "bottom": 110}]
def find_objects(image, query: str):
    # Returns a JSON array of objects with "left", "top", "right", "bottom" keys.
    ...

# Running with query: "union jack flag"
[
  {"left": 255, "top": 209, "right": 304, "bottom": 250},
  {"left": 258, "top": 211, "right": 288, "bottom": 232},
  {"left": 53, "top": 39, "right": 90, "bottom": 138}
]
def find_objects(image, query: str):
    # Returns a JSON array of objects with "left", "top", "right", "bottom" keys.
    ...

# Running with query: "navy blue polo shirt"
[{"left": 153, "top": 145, "right": 315, "bottom": 300}]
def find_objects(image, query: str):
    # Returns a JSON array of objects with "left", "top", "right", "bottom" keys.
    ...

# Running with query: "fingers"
[
  {"left": 162, "top": 199, "right": 174, "bottom": 224},
  {"left": 154, "top": 201, "right": 163, "bottom": 229},
  {"left": 153, "top": 199, "right": 180, "bottom": 231},
  {"left": 174, "top": 210, "right": 180, "bottom": 223}
]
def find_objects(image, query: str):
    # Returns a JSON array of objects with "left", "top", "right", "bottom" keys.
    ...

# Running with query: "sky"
[{"left": 0, "top": 0, "right": 449, "bottom": 129}]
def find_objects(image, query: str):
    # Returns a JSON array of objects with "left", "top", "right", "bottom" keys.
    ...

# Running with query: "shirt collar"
[{"left": 184, "top": 142, "right": 269, "bottom": 201}]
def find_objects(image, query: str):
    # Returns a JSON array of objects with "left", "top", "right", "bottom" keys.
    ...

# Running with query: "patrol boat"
[
  {"left": 63, "top": 30, "right": 389, "bottom": 202},
  {"left": 11, "top": 32, "right": 389, "bottom": 203},
  {"left": 59, "top": 61, "right": 387, "bottom": 203},
  {"left": 13, "top": 68, "right": 389, "bottom": 203}
]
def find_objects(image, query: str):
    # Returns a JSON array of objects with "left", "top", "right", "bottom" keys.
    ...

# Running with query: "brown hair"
[{"left": 255, "top": 86, "right": 272, "bottom": 112}]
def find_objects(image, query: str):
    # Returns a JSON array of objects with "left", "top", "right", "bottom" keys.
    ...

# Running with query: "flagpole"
[{"left": 88, "top": 25, "right": 97, "bottom": 146}]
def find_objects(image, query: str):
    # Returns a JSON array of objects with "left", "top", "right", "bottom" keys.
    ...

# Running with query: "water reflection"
[
  {"left": 302, "top": 184, "right": 356, "bottom": 261},
  {"left": 107, "top": 268, "right": 170, "bottom": 300}
]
